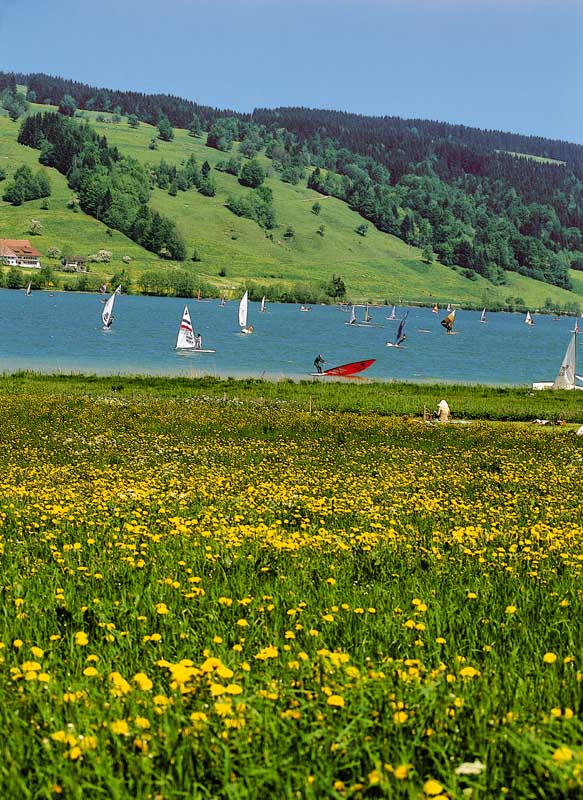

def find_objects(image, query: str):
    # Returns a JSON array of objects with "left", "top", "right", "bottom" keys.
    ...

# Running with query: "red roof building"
[{"left": 0, "top": 239, "right": 42, "bottom": 268}]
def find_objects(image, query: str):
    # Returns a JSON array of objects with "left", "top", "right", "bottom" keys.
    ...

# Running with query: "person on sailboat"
[
  {"left": 314, "top": 354, "right": 326, "bottom": 374},
  {"left": 195, "top": 333, "right": 202, "bottom": 350}
]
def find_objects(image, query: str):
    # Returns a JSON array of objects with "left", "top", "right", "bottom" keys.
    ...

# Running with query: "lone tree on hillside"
[
  {"left": 128, "top": 114, "right": 140, "bottom": 129},
  {"left": 157, "top": 114, "right": 174, "bottom": 141},
  {"left": 239, "top": 159, "right": 265, "bottom": 189}
]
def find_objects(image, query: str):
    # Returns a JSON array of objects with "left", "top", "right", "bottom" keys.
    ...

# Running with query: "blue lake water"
[{"left": 0, "top": 288, "right": 579, "bottom": 385}]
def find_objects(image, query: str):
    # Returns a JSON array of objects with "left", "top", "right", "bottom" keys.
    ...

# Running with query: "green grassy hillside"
[{"left": 0, "top": 105, "right": 582, "bottom": 310}]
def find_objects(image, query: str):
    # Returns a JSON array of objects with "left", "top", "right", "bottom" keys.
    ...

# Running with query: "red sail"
[{"left": 323, "top": 359, "right": 376, "bottom": 376}]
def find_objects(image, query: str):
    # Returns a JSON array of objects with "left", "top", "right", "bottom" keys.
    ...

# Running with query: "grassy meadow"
[
  {"left": 1, "top": 377, "right": 583, "bottom": 799},
  {"left": 0, "top": 105, "right": 582, "bottom": 310}
]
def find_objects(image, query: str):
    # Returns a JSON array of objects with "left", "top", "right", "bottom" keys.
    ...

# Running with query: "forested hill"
[
  {"left": 252, "top": 107, "right": 583, "bottom": 172},
  {"left": 3, "top": 70, "right": 583, "bottom": 297}
]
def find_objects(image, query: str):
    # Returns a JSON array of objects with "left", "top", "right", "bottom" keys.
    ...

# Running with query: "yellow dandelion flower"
[
  {"left": 111, "top": 719, "right": 130, "bottom": 736},
  {"left": 74, "top": 632, "right": 88, "bottom": 646},
  {"left": 83, "top": 666, "right": 99, "bottom": 677},
  {"left": 133, "top": 672, "right": 153, "bottom": 691},
  {"left": 327, "top": 694, "right": 345, "bottom": 708},
  {"left": 553, "top": 746, "right": 574, "bottom": 763},
  {"left": 423, "top": 778, "right": 444, "bottom": 796},
  {"left": 543, "top": 652, "right": 558, "bottom": 664},
  {"left": 155, "top": 603, "right": 169, "bottom": 615}
]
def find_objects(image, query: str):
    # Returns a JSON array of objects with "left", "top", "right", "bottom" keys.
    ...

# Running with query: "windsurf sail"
[
  {"left": 480, "top": 308, "right": 487, "bottom": 323},
  {"left": 176, "top": 306, "right": 195, "bottom": 349},
  {"left": 346, "top": 305, "right": 357, "bottom": 325},
  {"left": 395, "top": 311, "right": 409, "bottom": 345},
  {"left": 364, "top": 304, "right": 372, "bottom": 323},
  {"left": 321, "top": 359, "right": 376, "bottom": 377},
  {"left": 525, "top": 311, "right": 534, "bottom": 325},
  {"left": 441, "top": 309, "right": 456, "bottom": 332},
  {"left": 432, "top": 304, "right": 439, "bottom": 314},
  {"left": 553, "top": 333, "right": 577, "bottom": 389},
  {"left": 101, "top": 285, "right": 121, "bottom": 329},
  {"left": 25, "top": 281, "right": 32, "bottom": 296},
  {"left": 239, "top": 290, "right": 252, "bottom": 332},
  {"left": 260, "top": 296, "right": 266, "bottom": 313},
  {"left": 387, "top": 305, "right": 396, "bottom": 320}
]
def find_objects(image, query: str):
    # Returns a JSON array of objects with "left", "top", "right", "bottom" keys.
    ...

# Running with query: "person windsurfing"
[
  {"left": 441, "top": 309, "right": 456, "bottom": 333},
  {"left": 314, "top": 354, "right": 326, "bottom": 374}
]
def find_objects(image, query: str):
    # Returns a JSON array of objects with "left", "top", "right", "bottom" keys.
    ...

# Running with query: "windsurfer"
[{"left": 314, "top": 354, "right": 326, "bottom": 374}]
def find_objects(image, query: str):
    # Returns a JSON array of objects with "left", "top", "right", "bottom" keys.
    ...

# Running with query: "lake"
[{"left": 0, "top": 288, "right": 578, "bottom": 385}]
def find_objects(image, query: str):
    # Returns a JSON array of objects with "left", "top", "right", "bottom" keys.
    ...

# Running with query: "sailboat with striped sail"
[{"left": 175, "top": 306, "right": 215, "bottom": 353}]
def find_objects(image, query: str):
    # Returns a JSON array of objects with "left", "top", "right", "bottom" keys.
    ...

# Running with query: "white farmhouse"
[{"left": 0, "top": 239, "right": 42, "bottom": 268}]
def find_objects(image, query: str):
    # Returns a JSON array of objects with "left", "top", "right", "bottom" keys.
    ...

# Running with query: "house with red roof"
[{"left": 0, "top": 239, "right": 42, "bottom": 269}]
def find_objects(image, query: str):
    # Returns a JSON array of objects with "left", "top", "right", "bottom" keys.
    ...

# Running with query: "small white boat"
[
  {"left": 101, "top": 285, "right": 121, "bottom": 330},
  {"left": 345, "top": 304, "right": 384, "bottom": 328},
  {"left": 239, "top": 291, "right": 254, "bottom": 334},
  {"left": 525, "top": 311, "right": 534, "bottom": 326},
  {"left": 480, "top": 308, "right": 487, "bottom": 324},
  {"left": 533, "top": 333, "right": 583, "bottom": 390}
]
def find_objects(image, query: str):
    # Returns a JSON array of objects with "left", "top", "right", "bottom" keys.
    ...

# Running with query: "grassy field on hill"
[{"left": 0, "top": 104, "right": 582, "bottom": 310}]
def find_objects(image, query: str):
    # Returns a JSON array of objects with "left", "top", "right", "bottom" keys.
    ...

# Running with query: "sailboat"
[
  {"left": 525, "top": 311, "right": 534, "bottom": 326},
  {"left": 432, "top": 304, "right": 439, "bottom": 314},
  {"left": 101, "top": 285, "right": 121, "bottom": 330},
  {"left": 441, "top": 309, "right": 456, "bottom": 333},
  {"left": 219, "top": 295, "right": 226, "bottom": 307},
  {"left": 238, "top": 290, "right": 253, "bottom": 334},
  {"left": 386, "top": 305, "right": 397, "bottom": 321},
  {"left": 260, "top": 296, "right": 266, "bottom": 313},
  {"left": 480, "top": 308, "right": 487, "bottom": 324},
  {"left": 345, "top": 304, "right": 384, "bottom": 327},
  {"left": 24, "top": 281, "right": 32, "bottom": 296},
  {"left": 533, "top": 333, "right": 583, "bottom": 390},
  {"left": 386, "top": 311, "right": 409, "bottom": 347},
  {"left": 446, "top": 303, "right": 452, "bottom": 312},
  {"left": 176, "top": 306, "right": 215, "bottom": 353}
]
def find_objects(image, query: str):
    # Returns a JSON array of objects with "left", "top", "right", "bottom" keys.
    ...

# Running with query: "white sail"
[
  {"left": 480, "top": 308, "right": 486, "bottom": 323},
  {"left": 260, "top": 296, "right": 266, "bottom": 313},
  {"left": 239, "top": 291, "right": 249, "bottom": 329},
  {"left": 25, "top": 281, "right": 32, "bottom": 296},
  {"left": 525, "top": 311, "right": 534, "bottom": 325},
  {"left": 553, "top": 334, "right": 577, "bottom": 389},
  {"left": 176, "top": 306, "right": 195, "bottom": 349},
  {"left": 389, "top": 305, "right": 396, "bottom": 320},
  {"left": 101, "top": 287, "right": 119, "bottom": 329},
  {"left": 364, "top": 304, "right": 372, "bottom": 322},
  {"left": 348, "top": 305, "right": 356, "bottom": 324}
]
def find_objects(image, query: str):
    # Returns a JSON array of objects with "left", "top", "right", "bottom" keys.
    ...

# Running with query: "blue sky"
[{"left": 1, "top": 0, "right": 581, "bottom": 143}]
